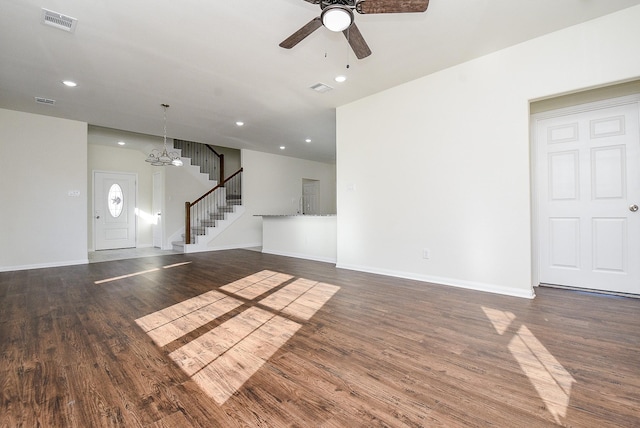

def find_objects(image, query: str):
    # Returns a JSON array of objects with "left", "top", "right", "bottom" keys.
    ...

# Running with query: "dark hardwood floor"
[{"left": 1, "top": 249, "right": 638, "bottom": 427}]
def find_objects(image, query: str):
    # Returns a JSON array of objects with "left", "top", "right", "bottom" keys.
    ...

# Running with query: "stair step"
[
  {"left": 226, "top": 196, "right": 242, "bottom": 206},
  {"left": 171, "top": 241, "right": 185, "bottom": 252}
]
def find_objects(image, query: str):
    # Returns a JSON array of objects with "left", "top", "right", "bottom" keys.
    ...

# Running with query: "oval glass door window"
[{"left": 108, "top": 183, "right": 124, "bottom": 218}]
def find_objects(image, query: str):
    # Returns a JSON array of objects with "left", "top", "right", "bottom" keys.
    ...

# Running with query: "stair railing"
[
  {"left": 184, "top": 168, "right": 243, "bottom": 245},
  {"left": 173, "top": 140, "right": 224, "bottom": 182}
]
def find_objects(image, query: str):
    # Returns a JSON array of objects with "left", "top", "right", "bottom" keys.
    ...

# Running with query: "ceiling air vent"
[
  {"left": 310, "top": 83, "right": 333, "bottom": 93},
  {"left": 35, "top": 97, "right": 56, "bottom": 106},
  {"left": 41, "top": 8, "right": 78, "bottom": 33}
]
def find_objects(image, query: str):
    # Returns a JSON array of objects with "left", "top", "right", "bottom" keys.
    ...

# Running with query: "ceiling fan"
[{"left": 279, "top": 0, "right": 430, "bottom": 59}]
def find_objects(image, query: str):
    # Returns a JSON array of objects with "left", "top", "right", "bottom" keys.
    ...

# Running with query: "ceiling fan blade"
[
  {"left": 343, "top": 23, "right": 371, "bottom": 59},
  {"left": 357, "top": 0, "right": 429, "bottom": 14},
  {"left": 279, "top": 17, "right": 323, "bottom": 49}
]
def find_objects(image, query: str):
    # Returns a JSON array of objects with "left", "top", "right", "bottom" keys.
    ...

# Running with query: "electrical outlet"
[{"left": 423, "top": 249, "right": 430, "bottom": 259}]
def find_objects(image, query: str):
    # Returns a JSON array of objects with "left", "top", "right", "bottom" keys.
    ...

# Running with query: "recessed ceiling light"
[
  {"left": 334, "top": 75, "right": 347, "bottom": 83},
  {"left": 236, "top": 121, "right": 244, "bottom": 126},
  {"left": 305, "top": 138, "right": 311, "bottom": 143},
  {"left": 280, "top": 146, "right": 286, "bottom": 150},
  {"left": 117, "top": 141, "right": 126, "bottom": 146},
  {"left": 62, "top": 80, "right": 77, "bottom": 87}
]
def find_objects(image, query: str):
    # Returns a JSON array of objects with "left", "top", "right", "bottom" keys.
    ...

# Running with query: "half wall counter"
[{"left": 256, "top": 215, "right": 337, "bottom": 263}]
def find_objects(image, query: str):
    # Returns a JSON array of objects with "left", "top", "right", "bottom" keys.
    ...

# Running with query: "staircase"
[
  {"left": 173, "top": 140, "right": 223, "bottom": 182},
  {"left": 171, "top": 168, "right": 243, "bottom": 253}
]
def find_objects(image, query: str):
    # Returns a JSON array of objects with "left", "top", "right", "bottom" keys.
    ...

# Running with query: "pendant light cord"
[{"left": 162, "top": 103, "right": 169, "bottom": 149}]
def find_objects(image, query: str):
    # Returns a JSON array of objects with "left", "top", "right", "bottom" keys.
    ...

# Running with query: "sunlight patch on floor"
[
  {"left": 172, "top": 307, "right": 302, "bottom": 404},
  {"left": 220, "top": 270, "right": 294, "bottom": 299},
  {"left": 163, "top": 261, "right": 192, "bottom": 269},
  {"left": 136, "top": 290, "right": 243, "bottom": 347},
  {"left": 481, "top": 306, "right": 517, "bottom": 335},
  {"left": 135, "top": 270, "right": 340, "bottom": 405},
  {"left": 95, "top": 268, "right": 161, "bottom": 284},
  {"left": 95, "top": 261, "right": 192, "bottom": 284},
  {"left": 482, "top": 306, "right": 575, "bottom": 424}
]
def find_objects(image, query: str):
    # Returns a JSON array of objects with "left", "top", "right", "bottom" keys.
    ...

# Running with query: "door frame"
[
  {"left": 152, "top": 171, "right": 163, "bottom": 249},
  {"left": 530, "top": 93, "right": 640, "bottom": 290},
  {"left": 92, "top": 170, "right": 139, "bottom": 251},
  {"left": 302, "top": 178, "right": 320, "bottom": 215}
]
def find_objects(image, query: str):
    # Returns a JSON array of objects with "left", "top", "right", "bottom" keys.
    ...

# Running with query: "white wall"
[
  {"left": 202, "top": 149, "right": 337, "bottom": 250},
  {"left": 336, "top": 6, "right": 640, "bottom": 298},
  {"left": 0, "top": 109, "right": 88, "bottom": 271},
  {"left": 211, "top": 145, "right": 242, "bottom": 179},
  {"left": 87, "top": 143, "right": 156, "bottom": 250},
  {"left": 244, "top": 149, "right": 336, "bottom": 215}
]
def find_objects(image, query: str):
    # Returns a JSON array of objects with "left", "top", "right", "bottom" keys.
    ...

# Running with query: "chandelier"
[{"left": 145, "top": 103, "right": 183, "bottom": 166}]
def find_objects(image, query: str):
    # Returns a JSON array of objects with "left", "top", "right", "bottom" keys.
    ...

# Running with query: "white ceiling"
[{"left": 2, "top": 0, "right": 640, "bottom": 163}]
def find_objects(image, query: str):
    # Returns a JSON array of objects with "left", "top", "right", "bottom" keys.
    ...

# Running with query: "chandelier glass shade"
[
  {"left": 146, "top": 104, "right": 183, "bottom": 166},
  {"left": 321, "top": 5, "right": 353, "bottom": 32}
]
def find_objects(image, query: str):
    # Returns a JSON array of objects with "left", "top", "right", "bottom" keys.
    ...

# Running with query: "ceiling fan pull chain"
[
  {"left": 345, "top": 27, "right": 350, "bottom": 68},
  {"left": 346, "top": 27, "right": 351, "bottom": 70}
]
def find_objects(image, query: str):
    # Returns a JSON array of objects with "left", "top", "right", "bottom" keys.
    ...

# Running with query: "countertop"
[{"left": 254, "top": 214, "right": 336, "bottom": 217}]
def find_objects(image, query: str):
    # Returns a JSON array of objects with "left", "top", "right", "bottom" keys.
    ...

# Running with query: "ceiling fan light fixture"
[{"left": 321, "top": 5, "right": 353, "bottom": 32}]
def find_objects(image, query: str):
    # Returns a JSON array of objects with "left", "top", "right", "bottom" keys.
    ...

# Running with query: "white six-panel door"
[{"left": 534, "top": 97, "right": 640, "bottom": 295}]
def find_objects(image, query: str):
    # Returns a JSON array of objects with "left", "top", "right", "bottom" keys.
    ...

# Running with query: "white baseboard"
[
  {"left": 335, "top": 263, "right": 535, "bottom": 299},
  {"left": 183, "top": 242, "right": 263, "bottom": 254},
  {"left": 261, "top": 249, "right": 337, "bottom": 264},
  {"left": 0, "top": 258, "right": 89, "bottom": 273}
]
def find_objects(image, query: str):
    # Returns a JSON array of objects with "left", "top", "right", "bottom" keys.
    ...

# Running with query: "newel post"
[
  {"left": 219, "top": 153, "right": 225, "bottom": 185},
  {"left": 185, "top": 202, "right": 191, "bottom": 245}
]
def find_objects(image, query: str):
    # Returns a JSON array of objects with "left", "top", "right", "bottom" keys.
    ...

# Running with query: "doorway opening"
[
  {"left": 302, "top": 179, "right": 320, "bottom": 215},
  {"left": 530, "top": 81, "right": 640, "bottom": 296}
]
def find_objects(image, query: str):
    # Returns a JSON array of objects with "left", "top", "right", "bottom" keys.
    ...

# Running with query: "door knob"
[
  {"left": 630, "top": 204, "right": 639, "bottom": 212},
  {"left": 96, "top": 215, "right": 100, "bottom": 219}
]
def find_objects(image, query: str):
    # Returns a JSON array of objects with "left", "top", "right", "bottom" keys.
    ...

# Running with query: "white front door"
[
  {"left": 534, "top": 97, "right": 640, "bottom": 294},
  {"left": 94, "top": 171, "right": 137, "bottom": 250}
]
